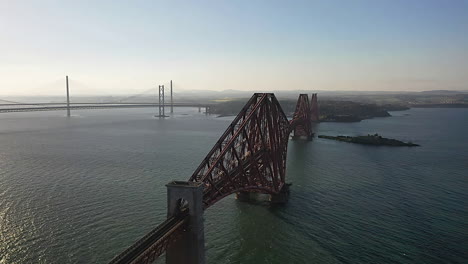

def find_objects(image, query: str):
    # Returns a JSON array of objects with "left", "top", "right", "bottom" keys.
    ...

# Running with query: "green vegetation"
[
  {"left": 318, "top": 101, "right": 396, "bottom": 122},
  {"left": 210, "top": 99, "right": 403, "bottom": 122},
  {"left": 204, "top": 90, "right": 468, "bottom": 121},
  {"left": 318, "top": 134, "right": 419, "bottom": 147}
]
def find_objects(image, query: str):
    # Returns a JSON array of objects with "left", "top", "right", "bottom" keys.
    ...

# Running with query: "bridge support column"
[
  {"left": 166, "top": 181, "right": 205, "bottom": 264},
  {"left": 157, "top": 85, "right": 167, "bottom": 117},
  {"left": 66, "top": 75, "right": 71, "bottom": 117},
  {"left": 170, "top": 80, "right": 173, "bottom": 114}
]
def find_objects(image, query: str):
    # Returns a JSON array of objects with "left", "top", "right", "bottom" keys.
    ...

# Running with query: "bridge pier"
[
  {"left": 236, "top": 191, "right": 255, "bottom": 202},
  {"left": 291, "top": 135, "right": 313, "bottom": 141},
  {"left": 66, "top": 75, "right": 71, "bottom": 117},
  {"left": 157, "top": 85, "right": 168, "bottom": 117},
  {"left": 166, "top": 181, "right": 205, "bottom": 264},
  {"left": 270, "top": 184, "right": 291, "bottom": 204}
]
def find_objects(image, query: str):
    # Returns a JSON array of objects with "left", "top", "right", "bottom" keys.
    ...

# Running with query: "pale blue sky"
[{"left": 1, "top": 0, "right": 467, "bottom": 95}]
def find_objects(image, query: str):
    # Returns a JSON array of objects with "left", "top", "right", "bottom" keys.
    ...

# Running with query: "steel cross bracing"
[
  {"left": 310, "top": 93, "right": 319, "bottom": 122},
  {"left": 189, "top": 93, "right": 291, "bottom": 208},
  {"left": 290, "top": 94, "right": 313, "bottom": 138},
  {"left": 109, "top": 93, "right": 318, "bottom": 264}
]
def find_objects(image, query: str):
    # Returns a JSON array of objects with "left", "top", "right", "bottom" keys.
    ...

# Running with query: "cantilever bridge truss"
[{"left": 110, "top": 93, "right": 319, "bottom": 264}]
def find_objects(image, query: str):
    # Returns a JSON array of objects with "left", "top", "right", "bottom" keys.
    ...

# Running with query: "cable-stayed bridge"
[
  {"left": 0, "top": 78, "right": 213, "bottom": 114},
  {"left": 0, "top": 102, "right": 214, "bottom": 113}
]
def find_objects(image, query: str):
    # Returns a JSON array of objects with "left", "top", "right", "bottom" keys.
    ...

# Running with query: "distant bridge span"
[
  {"left": 0, "top": 102, "right": 215, "bottom": 113},
  {"left": 109, "top": 93, "right": 319, "bottom": 264}
]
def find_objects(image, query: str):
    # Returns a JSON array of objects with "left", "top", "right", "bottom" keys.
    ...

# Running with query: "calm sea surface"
[{"left": 0, "top": 107, "right": 467, "bottom": 264}]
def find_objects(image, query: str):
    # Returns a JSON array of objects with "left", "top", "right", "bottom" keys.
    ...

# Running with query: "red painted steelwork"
[
  {"left": 189, "top": 93, "right": 317, "bottom": 208},
  {"left": 290, "top": 94, "right": 313, "bottom": 138},
  {"left": 189, "top": 93, "right": 291, "bottom": 208},
  {"left": 310, "top": 93, "right": 319, "bottom": 122}
]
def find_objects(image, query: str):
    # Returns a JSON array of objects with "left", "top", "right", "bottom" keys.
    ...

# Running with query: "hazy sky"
[{"left": 1, "top": 0, "right": 467, "bottom": 95}]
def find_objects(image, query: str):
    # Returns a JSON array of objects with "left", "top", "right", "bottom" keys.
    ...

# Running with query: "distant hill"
[{"left": 419, "top": 90, "right": 468, "bottom": 94}]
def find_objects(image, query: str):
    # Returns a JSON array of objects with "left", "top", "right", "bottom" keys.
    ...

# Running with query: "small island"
[{"left": 318, "top": 134, "right": 419, "bottom": 147}]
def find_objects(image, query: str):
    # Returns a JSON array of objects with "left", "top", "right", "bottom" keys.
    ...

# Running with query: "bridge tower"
[
  {"left": 170, "top": 80, "right": 174, "bottom": 114},
  {"left": 166, "top": 181, "right": 205, "bottom": 264},
  {"left": 311, "top": 93, "right": 319, "bottom": 122},
  {"left": 66, "top": 76, "right": 71, "bottom": 117},
  {"left": 291, "top": 94, "right": 313, "bottom": 140},
  {"left": 158, "top": 85, "right": 166, "bottom": 117}
]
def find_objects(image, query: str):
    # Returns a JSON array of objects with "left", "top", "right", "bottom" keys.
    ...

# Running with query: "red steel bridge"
[{"left": 109, "top": 93, "right": 319, "bottom": 264}]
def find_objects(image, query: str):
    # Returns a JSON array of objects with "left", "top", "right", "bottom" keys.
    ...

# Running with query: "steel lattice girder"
[
  {"left": 290, "top": 94, "right": 312, "bottom": 137},
  {"left": 189, "top": 93, "right": 291, "bottom": 208},
  {"left": 310, "top": 93, "right": 319, "bottom": 122}
]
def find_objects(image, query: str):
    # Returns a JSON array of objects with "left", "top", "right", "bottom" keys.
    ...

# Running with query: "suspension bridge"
[{"left": 109, "top": 92, "right": 319, "bottom": 264}]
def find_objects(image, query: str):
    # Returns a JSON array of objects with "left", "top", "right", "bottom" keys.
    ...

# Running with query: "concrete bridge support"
[
  {"left": 291, "top": 134, "right": 313, "bottom": 141},
  {"left": 166, "top": 181, "right": 205, "bottom": 264}
]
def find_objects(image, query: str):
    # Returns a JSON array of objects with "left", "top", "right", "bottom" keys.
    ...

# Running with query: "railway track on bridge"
[{"left": 109, "top": 212, "right": 188, "bottom": 264}]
